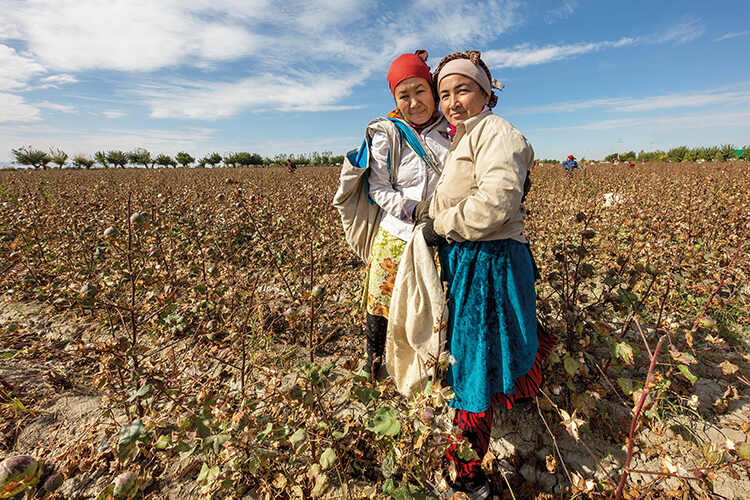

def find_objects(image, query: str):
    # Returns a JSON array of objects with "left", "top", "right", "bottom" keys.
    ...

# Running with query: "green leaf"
[
  {"left": 118, "top": 419, "right": 146, "bottom": 447},
  {"left": 289, "top": 428, "right": 306, "bottom": 448},
  {"left": 381, "top": 452, "right": 396, "bottom": 478},
  {"left": 209, "top": 433, "right": 230, "bottom": 453},
  {"left": 614, "top": 342, "right": 634, "bottom": 365},
  {"left": 353, "top": 384, "right": 380, "bottom": 404},
  {"left": 154, "top": 434, "right": 171, "bottom": 449},
  {"left": 177, "top": 442, "right": 197, "bottom": 461},
  {"left": 197, "top": 463, "right": 210, "bottom": 483},
  {"left": 678, "top": 364, "right": 698, "bottom": 384},
  {"left": 383, "top": 478, "right": 396, "bottom": 495},
  {"left": 319, "top": 447, "right": 337, "bottom": 470},
  {"left": 311, "top": 472, "right": 328, "bottom": 498},
  {"left": 563, "top": 356, "right": 579, "bottom": 376},
  {"left": 96, "top": 483, "right": 115, "bottom": 500},
  {"left": 617, "top": 378, "right": 642, "bottom": 396},
  {"left": 738, "top": 442, "right": 750, "bottom": 459},
  {"left": 367, "top": 407, "right": 401, "bottom": 437},
  {"left": 256, "top": 422, "right": 273, "bottom": 442}
]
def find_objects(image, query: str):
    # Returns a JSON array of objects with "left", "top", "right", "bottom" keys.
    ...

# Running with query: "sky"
[{"left": 1, "top": 0, "right": 749, "bottom": 164}]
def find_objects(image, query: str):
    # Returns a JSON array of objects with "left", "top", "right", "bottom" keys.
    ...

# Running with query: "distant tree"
[
  {"left": 155, "top": 154, "right": 177, "bottom": 168},
  {"left": 330, "top": 154, "right": 345, "bottom": 165},
  {"left": 604, "top": 153, "right": 619, "bottom": 162},
  {"left": 742, "top": 148, "right": 750, "bottom": 161},
  {"left": 128, "top": 148, "right": 152, "bottom": 169},
  {"left": 683, "top": 148, "right": 698, "bottom": 162},
  {"left": 175, "top": 151, "right": 194, "bottom": 168},
  {"left": 719, "top": 144, "right": 735, "bottom": 162},
  {"left": 199, "top": 153, "right": 222, "bottom": 168},
  {"left": 49, "top": 148, "right": 68, "bottom": 169},
  {"left": 95, "top": 151, "right": 109, "bottom": 168},
  {"left": 106, "top": 150, "right": 128, "bottom": 168},
  {"left": 11, "top": 146, "right": 51, "bottom": 169},
  {"left": 72, "top": 155, "right": 95, "bottom": 169},
  {"left": 705, "top": 146, "right": 720, "bottom": 161},
  {"left": 223, "top": 153, "right": 238, "bottom": 168},
  {"left": 667, "top": 146, "right": 688, "bottom": 162}
]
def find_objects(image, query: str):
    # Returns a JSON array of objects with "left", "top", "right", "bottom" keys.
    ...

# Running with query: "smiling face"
[
  {"left": 393, "top": 77, "right": 435, "bottom": 125},
  {"left": 437, "top": 73, "right": 489, "bottom": 127}
]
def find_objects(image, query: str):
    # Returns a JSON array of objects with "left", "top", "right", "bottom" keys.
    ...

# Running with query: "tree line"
[
  {"left": 603, "top": 144, "right": 750, "bottom": 163},
  {"left": 9, "top": 146, "right": 346, "bottom": 170}
]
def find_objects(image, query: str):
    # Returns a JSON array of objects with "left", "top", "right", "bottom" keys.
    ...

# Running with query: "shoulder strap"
[{"left": 387, "top": 118, "right": 442, "bottom": 176}]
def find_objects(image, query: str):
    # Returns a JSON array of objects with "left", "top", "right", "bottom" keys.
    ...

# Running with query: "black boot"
[{"left": 365, "top": 313, "right": 388, "bottom": 378}]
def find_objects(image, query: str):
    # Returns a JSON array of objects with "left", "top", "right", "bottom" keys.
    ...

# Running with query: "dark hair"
[{"left": 432, "top": 50, "right": 498, "bottom": 108}]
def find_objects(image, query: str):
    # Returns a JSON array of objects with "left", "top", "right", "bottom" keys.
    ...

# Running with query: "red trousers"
[{"left": 446, "top": 325, "right": 556, "bottom": 481}]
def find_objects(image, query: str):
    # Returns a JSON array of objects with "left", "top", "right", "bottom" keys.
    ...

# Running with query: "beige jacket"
[{"left": 429, "top": 110, "right": 533, "bottom": 243}]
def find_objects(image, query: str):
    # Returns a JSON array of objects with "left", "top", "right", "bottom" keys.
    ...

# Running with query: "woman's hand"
[
  {"left": 413, "top": 199, "right": 431, "bottom": 223},
  {"left": 422, "top": 219, "right": 447, "bottom": 246}
]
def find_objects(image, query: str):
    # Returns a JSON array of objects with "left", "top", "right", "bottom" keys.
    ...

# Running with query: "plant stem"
[{"left": 615, "top": 335, "right": 665, "bottom": 500}]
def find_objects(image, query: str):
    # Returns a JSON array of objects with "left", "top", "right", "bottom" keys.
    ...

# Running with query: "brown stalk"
[{"left": 614, "top": 334, "right": 666, "bottom": 500}]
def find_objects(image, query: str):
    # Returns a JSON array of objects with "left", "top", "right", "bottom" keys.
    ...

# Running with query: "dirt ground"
[{"left": 2, "top": 297, "right": 749, "bottom": 499}]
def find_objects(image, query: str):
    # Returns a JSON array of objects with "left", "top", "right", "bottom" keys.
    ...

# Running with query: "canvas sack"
[{"left": 332, "top": 118, "right": 441, "bottom": 263}]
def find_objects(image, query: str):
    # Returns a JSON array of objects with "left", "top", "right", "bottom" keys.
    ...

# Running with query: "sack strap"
[{"left": 387, "top": 118, "right": 442, "bottom": 176}]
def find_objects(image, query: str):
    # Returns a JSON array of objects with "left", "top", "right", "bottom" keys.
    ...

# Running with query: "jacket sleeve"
[
  {"left": 368, "top": 131, "right": 418, "bottom": 222},
  {"left": 434, "top": 124, "right": 533, "bottom": 240}
]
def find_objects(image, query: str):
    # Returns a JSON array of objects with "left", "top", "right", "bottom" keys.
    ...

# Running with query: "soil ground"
[{"left": 2, "top": 297, "right": 749, "bottom": 499}]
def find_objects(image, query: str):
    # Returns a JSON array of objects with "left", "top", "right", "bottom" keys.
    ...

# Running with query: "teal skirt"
[{"left": 438, "top": 239, "right": 539, "bottom": 413}]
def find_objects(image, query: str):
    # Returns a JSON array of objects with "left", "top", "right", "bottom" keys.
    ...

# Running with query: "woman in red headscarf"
[{"left": 361, "top": 51, "right": 451, "bottom": 377}]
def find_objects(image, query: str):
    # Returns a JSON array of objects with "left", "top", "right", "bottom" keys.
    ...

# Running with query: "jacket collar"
[{"left": 452, "top": 109, "right": 493, "bottom": 146}]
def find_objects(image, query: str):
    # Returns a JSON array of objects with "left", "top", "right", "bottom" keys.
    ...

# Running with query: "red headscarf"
[{"left": 386, "top": 50, "right": 432, "bottom": 95}]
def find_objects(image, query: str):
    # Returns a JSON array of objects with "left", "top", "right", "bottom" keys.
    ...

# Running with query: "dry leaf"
[
  {"left": 719, "top": 360, "right": 738, "bottom": 376},
  {"left": 560, "top": 409, "right": 585, "bottom": 442},
  {"left": 545, "top": 454, "right": 557, "bottom": 474}
]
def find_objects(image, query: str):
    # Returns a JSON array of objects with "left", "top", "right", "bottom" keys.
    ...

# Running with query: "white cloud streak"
[
  {"left": 103, "top": 110, "right": 126, "bottom": 119},
  {"left": 0, "top": 93, "right": 41, "bottom": 122},
  {"left": 508, "top": 82, "right": 750, "bottom": 115},
  {"left": 0, "top": 44, "right": 46, "bottom": 90},
  {"left": 714, "top": 30, "right": 750, "bottom": 42},
  {"left": 550, "top": 110, "right": 750, "bottom": 132},
  {"left": 37, "top": 101, "right": 78, "bottom": 114},
  {"left": 652, "top": 17, "right": 705, "bottom": 45},
  {"left": 485, "top": 17, "right": 705, "bottom": 70},
  {"left": 545, "top": 0, "right": 578, "bottom": 23},
  {"left": 484, "top": 37, "right": 636, "bottom": 68}
]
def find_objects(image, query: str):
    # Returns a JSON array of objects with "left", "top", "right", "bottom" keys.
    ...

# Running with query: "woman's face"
[
  {"left": 438, "top": 73, "right": 489, "bottom": 127},
  {"left": 393, "top": 77, "right": 435, "bottom": 125}
]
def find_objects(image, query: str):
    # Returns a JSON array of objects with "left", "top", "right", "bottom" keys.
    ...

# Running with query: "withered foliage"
[{"left": 0, "top": 163, "right": 748, "bottom": 499}]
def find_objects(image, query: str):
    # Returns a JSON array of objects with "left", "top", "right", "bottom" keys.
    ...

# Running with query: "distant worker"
[
  {"left": 286, "top": 157, "right": 296, "bottom": 174},
  {"left": 562, "top": 155, "right": 578, "bottom": 171}
]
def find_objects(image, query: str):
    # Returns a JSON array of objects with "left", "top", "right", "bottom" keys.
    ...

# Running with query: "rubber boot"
[{"left": 365, "top": 313, "right": 388, "bottom": 378}]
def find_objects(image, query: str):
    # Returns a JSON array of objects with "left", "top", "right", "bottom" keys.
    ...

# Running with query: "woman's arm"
[
  {"left": 434, "top": 125, "right": 533, "bottom": 241},
  {"left": 368, "top": 132, "right": 418, "bottom": 222}
]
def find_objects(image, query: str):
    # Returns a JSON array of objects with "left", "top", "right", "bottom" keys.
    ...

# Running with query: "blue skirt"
[{"left": 438, "top": 239, "right": 538, "bottom": 413}]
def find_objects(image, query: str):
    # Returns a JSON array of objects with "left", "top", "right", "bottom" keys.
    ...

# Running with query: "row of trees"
[
  {"left": 9, "top": 146, "right": 346, "bottom": 170},
  {"left": 603, "top": 144, "right": 750, "bottom": 163}
]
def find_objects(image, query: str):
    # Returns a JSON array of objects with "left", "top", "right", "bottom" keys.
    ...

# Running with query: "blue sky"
[{"left": 1, "top": 0, "right": 749, "bottom": 163}]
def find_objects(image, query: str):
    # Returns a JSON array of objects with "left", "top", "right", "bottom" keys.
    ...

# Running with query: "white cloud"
[
  {"left": 2, "top": 0, "right": 269, "bottom": 72},
  {"left": 508, "top": 82, "right": 750, "bottom": 115},
  {"left": 140, "top": 73, "right": 366, "bottom": 119},
  {"left": 484, "top": 37, "right": 636, "bottom": 68},
  {"left": 714, "top": 30, "right": 750, "bottom": 42},
  {"left": 37, "top": 101, "right": 77, "bottom": 113},
  {"left": 38, "top": 74, "right": 78, "bottom": 86},
  {"left": 652, "top": 17, "right": 705, "bottom": 45},
  {"left": 0, "top": 44, "right": 46, "bottom": 90},
  {"left": 545, "top": 0, "right": 578, "bottom": 23},
  {"left": 103, "top": 111, "right": 126, "bottom": 119},
  {"left": 0, "top": 93, "right": 41, "bottom": 122},
  {"left": 558, "top": 110, "right": 750, "bottom": 131}
]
